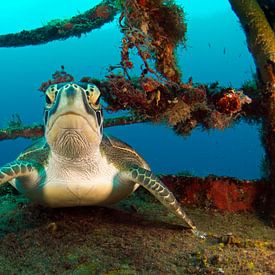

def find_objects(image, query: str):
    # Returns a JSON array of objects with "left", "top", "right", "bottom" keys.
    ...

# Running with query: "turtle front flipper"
[
  {"left": 120, "top": 165, "right": 206, "bottom": 238},
  {"left": 0, "top": 160, "right": 42, "bottom": 186}
]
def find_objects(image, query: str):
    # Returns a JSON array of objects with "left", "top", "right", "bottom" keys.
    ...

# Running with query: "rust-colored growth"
[
  {"left": 215, "top": 90, "right": 242, "bottom": 115},
  {"left": 63, "top": 22, "right": 73, "bottom": 30},
  {"left": 266, "top": 62, "right": 275, "bottom": 83},
  {"left": 181, "top": 87, "right": 207, "bottom": 105},
  {"left": 39, "top": 67, "right": 74, "bottom": 92},
  {"left": 161, "top": 175, "right": 267, "bottom": 212},
  {"left": 95, "top": 5, "right": 111, "bottom": 19},
  {"left": 137, "top": 0, "right": 147, "bottom": 6},
  {"left": 0, "top": 125, "right": 44, "bottom": 141},
  {"left": 80, "top": 76, "right": 95, "bottom": 84},
  {"left": 100, "top": 75, "right": 150, "bottom": 113},
  {"left": 183, "top": 181, "right": 202, "bottom": 205},
  {"left": 121, "top": 38, "right": 134, "bottom": 69},
  {"left": 140, "top": 77, "right": 162, "bottom": 93},
  {"left": 119, "top": 0, "right": 186, "bottom": 83},
  {"left": 213, "top": 88, "right": 252, "bottom": 115},
  {"left": 149, "top": 2, "right": 186, "bottom": 83},
  {"left": 205, "top": 111, "right": 232, "bottom": 130},
  {"left": 206, "top": 180, "right": 258, "bottom": 211},
  {"left": 155, "top": 42, "right": 181, "bottom": 82},
  {"left": 98, "top": 75, "right": 175, "bottom": 117}
]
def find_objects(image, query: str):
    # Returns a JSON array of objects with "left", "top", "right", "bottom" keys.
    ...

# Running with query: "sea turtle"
[{"left": 0, "top": 82, "right": 202, "bottom": 236}]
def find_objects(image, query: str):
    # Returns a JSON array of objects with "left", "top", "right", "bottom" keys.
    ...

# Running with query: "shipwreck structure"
[{"left": 0, "top": 0, "right": 274, "bottom": 222}]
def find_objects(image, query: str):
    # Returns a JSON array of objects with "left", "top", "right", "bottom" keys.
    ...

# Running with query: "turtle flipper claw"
[{"left": 191, "top": 228, "right": 207, "bottom": 239}]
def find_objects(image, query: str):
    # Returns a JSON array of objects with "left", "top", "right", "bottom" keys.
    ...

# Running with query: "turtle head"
[{"left": 44, "top": 82, "right": 103, "bottom": 158}]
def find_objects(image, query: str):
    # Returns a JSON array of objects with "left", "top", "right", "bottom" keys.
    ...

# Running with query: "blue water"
[{"left": 0, "top": 0, "right": 263, "bottom": 179}]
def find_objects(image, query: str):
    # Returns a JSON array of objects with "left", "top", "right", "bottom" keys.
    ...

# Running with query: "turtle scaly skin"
[{"left": 0, "top": 82, "right": 204, "bottom": 236}]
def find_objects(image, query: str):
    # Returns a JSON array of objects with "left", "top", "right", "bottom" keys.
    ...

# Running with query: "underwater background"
[{"left": 0, "top": 0, "right": 263, "bottom": 179}]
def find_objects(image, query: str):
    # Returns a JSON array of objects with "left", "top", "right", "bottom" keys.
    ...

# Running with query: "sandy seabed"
[{"left": 0, "top": 184, "right": 274, "bottom": 274}]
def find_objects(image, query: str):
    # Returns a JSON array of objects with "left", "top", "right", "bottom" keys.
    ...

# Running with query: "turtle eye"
[
  {"left": 45, "top": 85, "right": 57, "bottom": 107},
  {"left": 94, "top": 95, "right": 101, "bottom": 106},
  {"left": 46, "top": 94, "right": 52, "bottom": 104},
  {"left": 86, "top": 85, "right": 101, "bottom": 109}
]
